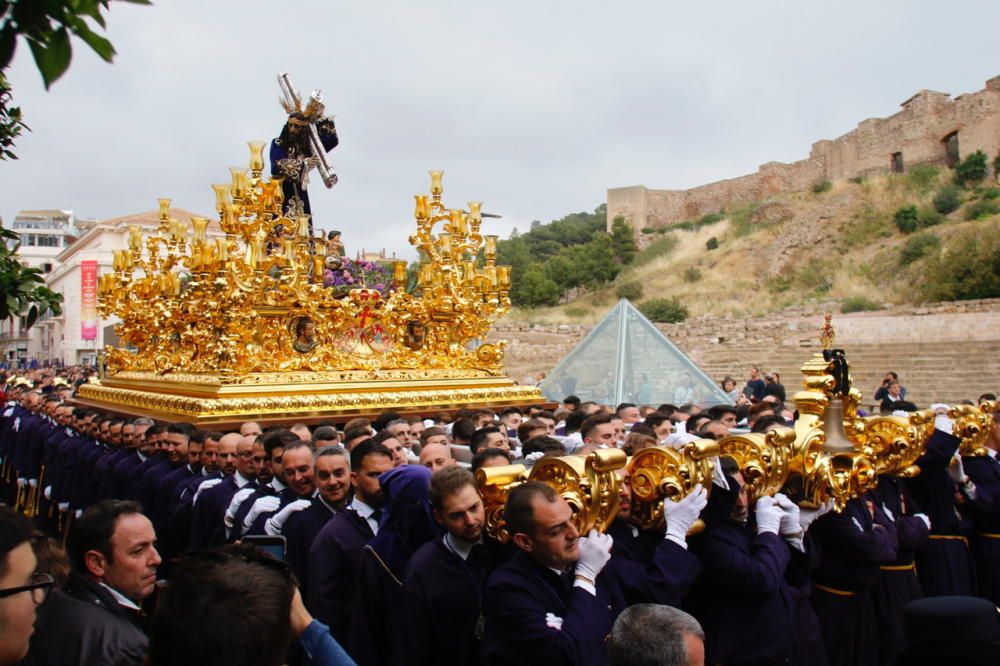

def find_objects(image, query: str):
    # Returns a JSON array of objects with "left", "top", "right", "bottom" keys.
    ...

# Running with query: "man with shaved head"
[
  {"left": 419, "top": 442, "right": 457, "bottom": 473},
  {"left": 240, "top": 421, "right": 263, "bottom": 437}
]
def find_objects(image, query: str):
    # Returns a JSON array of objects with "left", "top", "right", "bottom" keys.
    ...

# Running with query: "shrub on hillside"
[
  {"left": 955, "top": 150, "right": 989, "bottom": 187},
  {"left": 917, "top": 207, "right": 943, "bottom": 229},
  {"left": 639, "top": 297, "right": 688, "bottom": 323},
  {"left": 615, "top": 281, "right": 643, "bottom": 301},
  {"left": 706, "top": 236, "right": 720, "bottom": 250},
  {"left": 893, "top": 206, "right": 919, "bottom": 233},
  {"left": 849, "top": 175, "right": 865, "bottom": 185},
  {"left": 811, "top": 179, "right": 832, "bottom": 194},
  {"left": 899, "top": 233, "right": 941, "bottom": 266},
  {"left": 932, "top": 184, "right": 963, "bottom": 214},
  {"left": 640, "top": 227, "right": 657, "bottom": 235},
  {"left": 964, "top": 199, "right": 1000, "bottom": 221},
  {"left": 633, "top": 234, "right": 679, "bottom": 267},
  {"left": 906, "top": 164, "right": 940, "bottom": 192},
  {"left": 981, "top": 187, "right": 1000, "bottom": 201},
  {"left": 682, "top": 267, "right": 702, "bottom": 283},
  {"left": 840, "top": 296, "right": 884, "bottom": 313},
  {"left": 922, "top": 227, "right": 1000, "bottom": 301}
]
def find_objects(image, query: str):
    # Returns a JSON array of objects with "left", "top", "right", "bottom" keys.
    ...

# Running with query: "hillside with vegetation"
[{"left": 500, "top": 150, "right": 1000, "bottom": 324}]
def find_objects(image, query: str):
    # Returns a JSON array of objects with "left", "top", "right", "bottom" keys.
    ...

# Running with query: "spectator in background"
[
  {"left": 743, "top": 366, "right": 765, "bottom": 402},
  {"left": 762, "top": 371, "right": 786, "bottom": 403},
  {"left": 874, "top": 372, "right": 906, "bottom": 403},
  {"left": 721, "top": 376, "right": 741, "bottom": 403}
]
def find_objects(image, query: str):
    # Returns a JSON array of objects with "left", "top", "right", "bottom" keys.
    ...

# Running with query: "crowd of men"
[{"left": 1, "top": 366, "right": 999, "bottom": 666}]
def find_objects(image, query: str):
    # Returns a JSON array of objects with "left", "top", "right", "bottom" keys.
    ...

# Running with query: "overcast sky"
[{"left": 3, "top": 1, "right": 999, "bottom": 259}]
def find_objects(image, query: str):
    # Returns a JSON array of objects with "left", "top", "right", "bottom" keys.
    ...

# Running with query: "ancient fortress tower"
[{"left": 608, "top": 76, "right": 1000, "bottom": 232}]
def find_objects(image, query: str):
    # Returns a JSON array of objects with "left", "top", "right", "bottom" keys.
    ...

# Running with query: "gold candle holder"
[
  {"left": 497, "top": 265, "right": 511, "bottom": 289},
  {"left": 296, "top": 215, "right": 311, "bottom": 238},
  {"left": 215, "top": 238, "right": 229, "bottom": 262},
  {"left": 128, "top": 225, "right": 142, "bottom": 252},
  {"left": 393, "top": 260, "right": 407, "bottom": 287},
  {"left": 468, "top": 201, "right": 482, "bottom": 224},
  {"left": 270, "top": 177, "right": 284, "bottom": 208},
  {"left": 430, "top": 170, "right": 443, "bottom": 196},
  {"left": 248, "top": 141, "right": 266, "bottom": 174},
  {"left": 283, "top": 238, "right": 296, "bottom": 264},
  {"left": 191, "top": 217, "right": 210, "bottom": 244},
  {"left": 438, "top": 233, "right": 452, "bottom": 254},
  {"left": 414, "top": 195, "right": 429, "bottom": 220},
  {"left": 484, "top": 235, "right": 497, "bottom": 262},
  {"left": 158, "top": 198, "right": 172, "bottom": 221},
  {"left": 230, "top": 167, "right": 248, "bottom": 199},
  {"left": 212, "top": 184, "right": 231, "bottom": 213}
]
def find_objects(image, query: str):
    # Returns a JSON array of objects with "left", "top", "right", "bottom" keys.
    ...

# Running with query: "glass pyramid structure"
[{"left": 538, "top": 299, "right": 733, "bottom": 406}]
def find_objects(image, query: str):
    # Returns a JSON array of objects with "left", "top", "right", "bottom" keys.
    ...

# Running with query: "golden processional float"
[
  {"left": 476, "top": 315, "right": 998, "bottom": 540},
  {"left": 74, "top": 141, "right": 541, "bottom": 427}
]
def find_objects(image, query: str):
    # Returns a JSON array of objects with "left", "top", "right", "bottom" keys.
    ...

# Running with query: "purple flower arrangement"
[{"left": 323, "top": 258, "right": 394, "bottom": 298}]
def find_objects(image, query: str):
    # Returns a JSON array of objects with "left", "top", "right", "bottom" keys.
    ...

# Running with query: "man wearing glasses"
[
  {"left": 0, "top": 507, "right": 53, "bottom": 666},
  {"left": 25, "top": 500, "right": 158, "bottom": 666}
]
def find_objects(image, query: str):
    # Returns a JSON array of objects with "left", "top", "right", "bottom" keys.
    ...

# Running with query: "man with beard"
[
  {"left": 269, "top": 110, "right": 338, "bottom": 222},
  {"left": 277, "top": 446, "right": 351, "bottom": 590},
  {"left": 403, "top": 466, "right": 506, "bottom": 666},
  {"left": 308, "top": 440, "right": 392, "bottom": 645}
]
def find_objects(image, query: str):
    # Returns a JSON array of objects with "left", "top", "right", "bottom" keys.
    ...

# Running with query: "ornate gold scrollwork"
[
  {"left": 627, "top": 440, "right": 718, "bottom": 531},
  {"left": 952, "top": 400, "right": 995, "bottom": 457},
  {"left": 477, "top": 449, "right": 627, "bottom": 543},
  {"left": 717, "top": 427, "right": 794, "bottom": 503}
]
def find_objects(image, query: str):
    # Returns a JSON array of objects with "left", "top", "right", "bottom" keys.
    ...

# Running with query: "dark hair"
[
  {"left": 312, "top": 426, "right": 339, "bottom": 442},
  {"left": 522, "top": 435, "right": 565, "bottom": 457},
  {"left": 471, "top": 448, "right": 511, "bottom": 472},
  {"left": 262, "top": 430, "right": 300, "bottom": 458},
  {"left": 687, "top": 414, "right": 711, "bottom": 433},
  {"left": 580, "top": 413, "right": 614, "bottom": 442},
  {"left": 66, "top": 500, "right": 144, "bottom": 572},
  {"left": 344, "top": 425, "right": 372, "bottom": 443},
  {"left": 32, "top": 533, "right": 70, "bottom": 587},
  {"left": 707, "top": 405, "right": 737, "bottom": 420},
  {"left": 0, "top": 507, "right": 33, "bottom": 577},
  {"left": 373, "top": 411, "right": 402, "bottom": 433},
  {"left": 429, "top": 466, "right": 478, "bottom": 512},
  {"left": 148, "top": 544, "right": 294, "bottom": 666},
  {"left": 166, "top": 422, "right": 196, "bottom": 442},
  {"left": 516, "top": 418, "right": 548, "bottom": 443},
  {"left": 470, "top": 425, "right": 502, "bottom": 454},
  {"left": 419, "top": 426, "right": 447, "bottom": 446},
  {"left": 750, "top": 414, "right": 786, "bottom": 434},
  {"left": 350, "top": 439, "right": 392, "bottom": 472},
  {"left": 656, "top": 404, "right": 678, "bottom": 415},
  {"left": 979, "top": 393, "right": 997, "bottom": 402},
  {"left": 373, "top": 430, "right": 401, "bottom": 446},
  {"left": 500, "top": 407, "right": 523, "bottom": 418},
  {"left": 615, "top": 403, "right": 637, "bottom": 415},
  {"left": 504, "top": 481, "right": 559, "bottom": 536},
  {"left": 562, "top": 395, "right": 581, "bottom": 407},
  {"left": 563, "top": 410, "right": 588, "bottom": 436},
  {"left": 450, "top": 418, "right": 476, "bottom": 443}
]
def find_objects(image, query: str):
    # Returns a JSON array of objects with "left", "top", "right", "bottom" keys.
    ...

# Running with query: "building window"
[
  {"left": 891, "top": 152, "right": 904, "bottom": 173},
  {"left": 42, "top": 263, "right": 53, "bottom": 273},
  {"left": 942, "top": 132, "right": 960, "bottom": 167}
]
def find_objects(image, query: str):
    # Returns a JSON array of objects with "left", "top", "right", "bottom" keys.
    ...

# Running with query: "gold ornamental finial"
[{"left": 820, "top": 313, "right": 835, "bottom": 350}]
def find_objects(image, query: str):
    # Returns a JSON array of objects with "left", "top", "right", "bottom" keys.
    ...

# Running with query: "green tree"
[
  {"left": 932, "top": 183, "right": 962, "bottom": 214},
  {"left": 512, "top": 265, "right": 561, "bottom": 307},
  {"left": 0, "top": 227, "right": 63, "bottom": 328},
  {"left": 609, "top": 216, "right": 637, "bottom": 265},
  {"left": 0, "top": 0, "right": 150, "bottom": 159},
  {"left": 955, "top": 150, "right": 989, "bottom": 187}
]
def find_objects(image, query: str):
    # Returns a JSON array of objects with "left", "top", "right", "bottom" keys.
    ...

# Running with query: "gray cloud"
[{"left": 2, "top": 1, "right": 998, "bottom": 259}]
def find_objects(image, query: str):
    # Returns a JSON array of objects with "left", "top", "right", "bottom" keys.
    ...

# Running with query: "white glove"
[
  {"left": 243, "top": 495, "right": 281, "bottom": 530},
  {"left": 948, "top": 455, "right": 968, "bottom": 484},
  {"left": 28, "top": 478, "right": 37, "bottom": 488},
  {"left": 755, "top": 496, "right": 783, "bottom": 535},
  {"left": 664, "top": 484, "right": 708, "bottom": 549},
  {"left": 935, "top": 413, "right": 954, "bottom": 435},
  {"left": 74, "top": 509, "right": 82, "bottom": 518},
  {"left": 574, "top": 529, "right": 613, "bottom": 592},
  {"left": 914, "top": 513, "right": 931, "bottom": 530},
  {"left": 58, "top": 502, "right": 69, "bottom": 512},
  {"left": 773, "top": 493, "right": 802, "bottom": 536},
  {"left": 16, "top": 477, "right": 26, "bottom": 489},
  {"left": 224, "top": 487, "right": 257, "bottom": 529},
  {"left": 881, "top": 503, "right": 895, "bottom": 522},
  {"left": 193, "top": 478, "right": 223, "bottom": 505},
  {"left": 265, "top": 499, "right": 312, "bottom": 535},
  {"left": 43, "top": 486, "right": 51, "bottom": 500}
]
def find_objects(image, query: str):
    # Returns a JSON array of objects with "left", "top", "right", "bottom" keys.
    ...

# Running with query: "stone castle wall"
[{"left": 609, "top": 76, "right": 1000, "bottom": 231}]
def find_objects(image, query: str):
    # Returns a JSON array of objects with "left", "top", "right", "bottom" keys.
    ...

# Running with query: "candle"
[{"left": 429, "top": 170, "right": 443, "bottom": 196}]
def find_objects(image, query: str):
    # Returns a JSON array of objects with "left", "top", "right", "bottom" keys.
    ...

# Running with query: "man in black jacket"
[{"left": 25, "top": 499, "right": 160, "bottom": 666}]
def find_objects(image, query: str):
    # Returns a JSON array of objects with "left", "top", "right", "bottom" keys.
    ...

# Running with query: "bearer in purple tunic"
[
  {"left": 277, "top": 446, "right": 350, "bottom": 590},
  {"left": 188, "top": 434, "right": 259, "bottom": 550},
  {"left": 307, "top": 440, "right": 392, "bottom": 646},
  {"left": 870, "top": 473, "right": 930, "bottom": 663},
  {"left": 606, "top": 469, "right": 704, "bottom": 607},
  {"left": 403, "top": 466, "right": 508, "bottom": 666},
  {"left": 688, "top": 471, "right": 830, "bottom": 666},
  {"left": 481, "top": 481, "right": 624, "bottom": 666},
  {"left": 960, "top": 406, "right": 1000, "bottom": 605},
  {"left": 905, "top": 425, "right": 977, "bottom": 596},
  {"left": 349, "top": 464, "right": 437, "bottom": 666},
  {"left": 809, "top": 492, "right": 897, "bottom": 666}
]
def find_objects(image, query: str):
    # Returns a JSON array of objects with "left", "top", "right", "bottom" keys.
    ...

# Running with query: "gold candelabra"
[{"left": 97, "top": 143, "right": 512, "bottom": 378}]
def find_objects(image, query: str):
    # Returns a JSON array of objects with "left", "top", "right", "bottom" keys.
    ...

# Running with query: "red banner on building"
[{"left": 81, "top": 260, "right": 97, "bottom": 340}]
